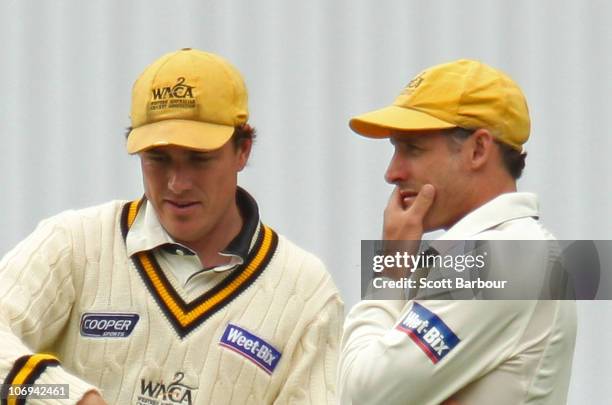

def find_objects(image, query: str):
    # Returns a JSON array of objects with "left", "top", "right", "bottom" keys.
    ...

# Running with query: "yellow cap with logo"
[
  {"left": 349, "top": 59, "right": 530, "bottom": 150},
  {"left": 126, "top": 48, "right": 248, "bottom": 154}
]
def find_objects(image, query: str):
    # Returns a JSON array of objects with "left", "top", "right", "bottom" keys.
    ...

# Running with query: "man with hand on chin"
[
  {"left": 338, "top": 60, "right": 576, "bottom": 404},
  {"left": 0, "top": 48, "right": 342, "bottom": 405}
]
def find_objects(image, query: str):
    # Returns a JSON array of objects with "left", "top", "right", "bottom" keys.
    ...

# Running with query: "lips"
[
  {"left": 399, "top": 190, "right": 418, "bottom": 208},
  {"left": 164, "top": 199, "right": 200, "bottom": 213},
  {"left": 399, "top": 190, "right": 418, "bottom": 199},
  {"left": 167, "top": 200, "right": 198, "bottom": 208}
]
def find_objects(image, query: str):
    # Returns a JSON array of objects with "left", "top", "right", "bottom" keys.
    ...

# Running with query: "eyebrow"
[
  {"left": 143, "top": 149, "right": 167, "bottom": 156},
  {"left": 189, "top": 150, "right": 217, "bottom": 158},
  {"left": 390, "top": 137, "right": 421, "bottom": 146}
]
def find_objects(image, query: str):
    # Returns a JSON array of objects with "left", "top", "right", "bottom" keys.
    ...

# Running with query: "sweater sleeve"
[
  {"left": 337, "top": 299, "right": 538, "bottom": 405},
  {"left": 273, "top": 293, "right": 344, "bottom": 405},
  {"left": 0, "top": 215, "right": 99, "bottom": 404}
]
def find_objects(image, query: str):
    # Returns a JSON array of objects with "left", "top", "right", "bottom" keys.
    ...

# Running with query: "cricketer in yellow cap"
[
  {"left": 0, "top": 48, "right": 343, "bottom": 405},
  {"left": 338, "top": 60, "right": 576, "bottom": 404},
  {"left": 351, "top": 59, "right": 531, "bottom": 232}
]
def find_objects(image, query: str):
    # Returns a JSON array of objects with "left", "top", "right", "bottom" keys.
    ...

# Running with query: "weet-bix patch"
[
  {"left": 219, "top": 324, "right": 282, "bottom": 374},
  {"left": 396, "top": 303, "right": 460, "bottom": 364}
]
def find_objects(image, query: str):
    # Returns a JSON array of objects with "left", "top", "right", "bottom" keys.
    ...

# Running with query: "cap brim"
[
  {"left": 126, "top": 119, "right": 235, "bottom": 154},
  {"left": 349, "top": 105, "right": 456, "bottom": 138}
]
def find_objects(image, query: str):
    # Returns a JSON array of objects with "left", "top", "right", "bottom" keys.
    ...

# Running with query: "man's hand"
[
  {"left": 383, "top": 184, "right": 436, "bottom": 240},
  {"left": 77, "top": 391, "right": 108, "bottom": 405},
  {"left": 379, "top": 184, "right": 435, "bottom": 281}
]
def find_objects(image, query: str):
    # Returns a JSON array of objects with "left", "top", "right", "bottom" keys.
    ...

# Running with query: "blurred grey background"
[{"left": 0, "top": 0, "right": 610, "bottom": 402}]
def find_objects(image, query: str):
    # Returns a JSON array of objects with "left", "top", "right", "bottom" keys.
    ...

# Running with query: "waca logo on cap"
[
  {"left": 152, "top": 77, "right": 195, "bottom": 100},
  {"left": 400, "top": 72, "right": 425, "bottom": 97},
  {"left": 150, "top": 77, "right": 196, "bottom": 112}
]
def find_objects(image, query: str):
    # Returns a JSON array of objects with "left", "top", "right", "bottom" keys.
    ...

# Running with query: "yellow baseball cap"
[
  {"left": 126, "top": 48, "right": 248, "bottom": 154},
  {"left": 349, "top": 59, "right": 530, "bottom": 150}
]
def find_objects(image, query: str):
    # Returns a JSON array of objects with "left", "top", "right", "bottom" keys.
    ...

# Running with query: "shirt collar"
[
  {"left": 221, "top": 187, "right": 260, "bottom": 258},
  {"left": 438, "top": 192, "right": 539, "bottom": 241},
  {"left": 125, "top": 186, "right": 261, "bottom": 263}
]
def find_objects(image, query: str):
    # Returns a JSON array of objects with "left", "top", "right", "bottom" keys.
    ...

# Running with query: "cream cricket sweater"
[{"left": 0, "top": 200, "right": 343, "bottom": 405}]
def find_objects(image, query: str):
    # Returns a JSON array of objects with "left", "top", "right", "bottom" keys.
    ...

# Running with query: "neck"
[
  {"left": 445, "top": 177, "right": 517, "bottom": 231},
  {"left": 472, "top": 179, "right": 517, "bottom": 209},
  {"left": 182, "top": 201, "right": 244, "bottom": 268}
]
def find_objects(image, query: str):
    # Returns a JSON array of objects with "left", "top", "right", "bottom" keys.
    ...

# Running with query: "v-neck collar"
[{"left": 120, "top": 198, "right": 278, "bottom": 338}]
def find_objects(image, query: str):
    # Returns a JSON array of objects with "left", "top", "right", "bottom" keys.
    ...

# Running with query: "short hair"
[
  {"left": 444, "top": 127, "right": 527, "bottom": 179},
  {"left": 124, "top": 123, "right": 256, "bottom": 150},
  {"left": 231, "top": 123, "right": 256, "bottom": 149}
]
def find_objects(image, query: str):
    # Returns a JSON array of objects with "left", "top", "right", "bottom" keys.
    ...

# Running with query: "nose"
[
  {"left": 384, "top": 150, "right": 408, "bottom": 185},
  {"left": 168, "top": 164, "right": 192, "bottom": 194}
]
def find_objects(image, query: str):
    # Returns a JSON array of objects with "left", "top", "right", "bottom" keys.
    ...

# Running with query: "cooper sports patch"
[{"left": 80, "top": 313, "right": 140, "bottom": 338}]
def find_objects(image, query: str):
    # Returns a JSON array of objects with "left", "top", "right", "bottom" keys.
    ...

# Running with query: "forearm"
[{"left": 0, "top": 214, "right": 98, "bottom": 404}]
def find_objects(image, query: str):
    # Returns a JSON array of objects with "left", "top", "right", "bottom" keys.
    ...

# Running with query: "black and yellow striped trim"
[
  {"left": 1, "top": 354, "right": 60, "bottom": 405},
  {"left": 121, "top": 200, "right": 279, "bottom": 338}
]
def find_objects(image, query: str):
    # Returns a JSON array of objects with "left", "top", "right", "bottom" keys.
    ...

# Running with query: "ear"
[
  {"left": 236, "top": 138, "right": 252, "bottom": 171},
  {"left": 468, "top": 129, "right": 495, "bottom": 170}
]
